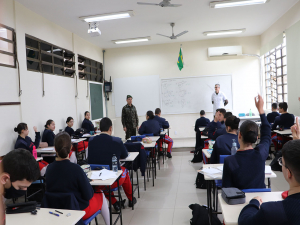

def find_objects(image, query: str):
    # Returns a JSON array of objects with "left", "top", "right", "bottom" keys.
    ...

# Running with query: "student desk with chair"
[
  {"left": 273, "top": 129, "right": 292, "bottom": 151},
  {"left": 218, "top": 191, "right": 283, "bottom": 225},
  {"left": 120, "top": 152, "right": 140, "bottom": 210},
  {"left": 6, "top": 208, "right": 85, "bottom": 225},
  {"left": 200, "top": 164, "right": 277, "bottom": 225},
  {"left": 88, "top": 170, "right": 123, "bottom": 225}
]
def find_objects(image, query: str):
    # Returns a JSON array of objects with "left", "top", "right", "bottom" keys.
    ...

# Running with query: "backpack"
[
  {"left": 270, "top": 151, "right": 282, "bottom": 172},
  {"left": 195, "top": 173, "right": 207, "bottom": 189},
  {"left": 189, "top": 204, "right": 222, "bottom": 225},
  {"left": 191, "top": 147, "right": 203, "bottom": 163}
]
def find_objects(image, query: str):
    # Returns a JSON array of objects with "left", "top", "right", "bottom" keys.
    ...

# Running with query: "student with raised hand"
[
  {"left": 42, "top": 119, "right": 55, "bottom": 146},
  {"left": 65, "top": 117, "right": 75, "bottom": 136},
  {"left": 139, "top": 111, "right": 161, "bottom": 137},
  {"left": 207, "top": 108, "right": 226, "bottom": 139},
  {"left": 0, "top": 149, "right": 40, "bottom": 225},
  {"left": 14, "top": 123, "right": 49, "bottom": 175},
  {"left": 45, "top": 132, "right": 109, "bottom": 224},
  {"left": 267, "top": 103, "right": 280, "bottom": 124},
  {"left": 272, "top": 102, "right": 294, "bottom": 130},
  {"left": 154, "top": 108, "right": 173, "bottom": 159},
  {"left": 238, "top": 129, "right": 300, "bottom": 225},
  {"left": 81, "top": 111, "right": 95, "bottom": 133},
  {"left": 210, "top": 116, "right": 240, "bottom": 164},
  {"left": 222, "top": 95, "right": 271, "bottom": 189},
  {"left": 88, "top": 118, "right": 136, "bottom": 211}
]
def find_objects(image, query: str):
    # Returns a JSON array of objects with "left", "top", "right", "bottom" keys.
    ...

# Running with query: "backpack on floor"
[
  {"left": 191, "top": 147, "right": 203, "bottom": 163},
  {"left": 189, "top": 204, "right": 222, "bottom": 225},
  {"left": 270, "top": 151, "right": 282, "bottom": 172},
  {"left": 195, "top": 173, "right": 207, "bottom": 189}
]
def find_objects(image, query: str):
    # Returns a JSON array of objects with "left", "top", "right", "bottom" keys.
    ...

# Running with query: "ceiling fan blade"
[
  {"left": 137, "top": 2, "right": 160, "bottom": 5},
  {"left": 175, "top": 31, "right": 188, "bottom": 37},
  {"left": 157, "top": 33, "right": 171, "bottom": 38},
  {"left": 168, "top": 4, "right": 182, "bottom": 7}
]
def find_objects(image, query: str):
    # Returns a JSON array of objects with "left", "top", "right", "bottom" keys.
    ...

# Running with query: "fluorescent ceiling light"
[
  {"left": 210, "top": 0, "right": 269, "bottom": 8},
  {"left": 112, "top": 37, "right": 151, "bottom": 44},
  {"left": 80, "top": 11, "right": 134, "bottom": 22},
  {"left": 203, "top": 29, "right": 246, "bottom": 36}
]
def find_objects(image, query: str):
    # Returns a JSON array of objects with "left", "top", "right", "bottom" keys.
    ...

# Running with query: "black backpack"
[
  {"left": 189, "top": 204, "right": 222, "bottom": 225},
  {"left": 191, "top": 147, "right": 203, "bottom": 163},
  {"left": 270, "top": 151, "right": 282, "bottom": 172},
  {"left": 195, "top": 173, "right": 207, "bottom": 189}
]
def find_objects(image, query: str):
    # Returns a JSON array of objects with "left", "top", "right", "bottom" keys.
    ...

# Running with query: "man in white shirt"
[{"left": 211, "top": 84, "right": 228, "bottom": 114}]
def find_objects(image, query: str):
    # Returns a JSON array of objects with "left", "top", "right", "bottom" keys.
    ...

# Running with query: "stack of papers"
[
  {"left": 40, "top": 147, "right": 55, "bottom": 151},
  {"left": 82, "top": 134, "right": 91, "bottom": 137},
  {"left": 199, "top": 167, "right": 223, "bottom": 179},
  {"left": 90, "top": 169, "right": 118, "bottom": 180}
]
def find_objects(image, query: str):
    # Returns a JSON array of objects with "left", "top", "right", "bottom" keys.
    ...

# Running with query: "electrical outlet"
[{"left": 174, "top": 131, "right": 178, "bottom": 135}]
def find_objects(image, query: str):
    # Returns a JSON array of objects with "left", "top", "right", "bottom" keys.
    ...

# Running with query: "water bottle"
[
  {"left": 32, "top": 146, "right": 37, "bottom": 159},
  {"left": 112, "top": 154, "right": 118, "bottom": 172},
  {"left": 249, "top": 109, "right": 252, "bottom": 117},
  {"left": 231, "top": 139, "right": 238, "bottom": 155}
]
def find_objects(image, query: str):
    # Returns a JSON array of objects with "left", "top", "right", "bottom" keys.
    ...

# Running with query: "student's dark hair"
[
  {"left": 44, "top": 120, "right": 54, "bottom": 129},
  {"left": 200, "top": 110, "right": 205, "bottom": 116},
  {"left": 147, "top": 111, "right": 155, "bottom": 120},
  {"left": 239, "top": 120, "right": 258, "bottom": 144},
  {"left": 155, "top": 108, "right": 161, "bottom": 115},
  {"left": 272, "top": 103, "right": 278, "bottom": 110},
  {"left": 3, "top": 149, "right": 40, "bottom": 182},
  {"left": 279, "top": 102, "right": 288, "bottom": 112},
  {"left": 224, "top": 112, "right": 233, "bottom": 119},
  {"left": 54, "top": 132, "right": 71, "bottom": 158},
  {"left": 66, "top": 117, "right": 73, "bottom": 123},
  {"left": 14, "top": 123, "right": 28, "bottom": 134},
  {"left": 217, "top": 108, "right": 226, "bottom": 116},
  {"left": 100, "top": 117, "right": 112, "bottom": 132},
  {"left": 84, "top": 111, "right": 90, "bottom": 116},
  {"left": 282, "top": 140, "right": 300, "bottom": 183},
  {"left": 225, "top": 116, "right": 240, "bottom": 130}
]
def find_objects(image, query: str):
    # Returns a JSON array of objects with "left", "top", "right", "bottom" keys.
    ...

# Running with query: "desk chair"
[{"left": 25, "top": 176, "right": 46, "bottom": 204}]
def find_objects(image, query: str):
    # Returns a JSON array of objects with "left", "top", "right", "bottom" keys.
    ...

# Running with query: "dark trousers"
[
  {"left": 195, "top": 131, "right": 204, "bottom": 150},
  {"left": 125, "top": 127, "right": 136, "bottom": 140}
]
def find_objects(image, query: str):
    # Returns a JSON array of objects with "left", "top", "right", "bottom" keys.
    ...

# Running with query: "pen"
[
  {"left": 55, "top": 210, "right": 63, "bottom": 214},
  {"left": 99, "top": 172, "right": 102, "bottom": 177},
  {"left": 49, "top": 211, "right": 59, "bottom": 217}
]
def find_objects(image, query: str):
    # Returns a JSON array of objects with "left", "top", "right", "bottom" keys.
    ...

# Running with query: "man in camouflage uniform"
[{"left": 122, "top": 95, "right": 139, "bottom": 139}]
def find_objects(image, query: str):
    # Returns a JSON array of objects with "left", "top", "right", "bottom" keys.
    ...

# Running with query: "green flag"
[{"left": 177, "top": 47, "right": 183, "bottom": 71}]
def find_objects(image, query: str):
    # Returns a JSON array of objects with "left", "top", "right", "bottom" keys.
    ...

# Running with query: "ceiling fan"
[
  {"left": 157, "top": 23, "right": 188, "bottom": 40},
  {"left": 137, "top": 0, "right": 182, "bottom": 7}
]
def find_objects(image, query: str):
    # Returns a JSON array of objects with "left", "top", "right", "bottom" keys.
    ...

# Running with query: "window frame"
[
  {"left": 78, "top": 54, "right": 103, "bottom": 83},
  {"left": 0, "top": 23, "right": 16, "bottom": 68}
]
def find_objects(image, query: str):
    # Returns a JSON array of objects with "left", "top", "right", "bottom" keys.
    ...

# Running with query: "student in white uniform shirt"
[{"left": 211, "top": 84, "right": 228, "bottom": 114}]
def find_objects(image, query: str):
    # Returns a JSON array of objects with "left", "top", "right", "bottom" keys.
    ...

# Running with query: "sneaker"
[
  {"left": 128, "top": 197, "right": 137, "bottom": 207},
  {"left": 167, "top": 152, "right": 172, "bottom": 158},
  {"left": 158, "top": 151, "right": 164, "bottom": 156}
]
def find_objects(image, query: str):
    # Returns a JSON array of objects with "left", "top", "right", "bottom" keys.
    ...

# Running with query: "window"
[
  {"left": 0, "top": 24, "right": 16, "bottom": 68},
  {"left": 264, "top": 34, "right": 287, "bottom": 110},
  {"left": 25, "top": 35, "right": 75, "bottom": 77},
  {"left": 78, "top": 55, "right": 103, "bottom": 82}
]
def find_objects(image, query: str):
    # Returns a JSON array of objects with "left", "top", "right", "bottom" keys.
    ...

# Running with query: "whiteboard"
[
  {"left": 161, "top": 75, "right": 233, "bottom": 114},
  {"left": 114, "top": 75, "right": 160, "bottom": 117}
]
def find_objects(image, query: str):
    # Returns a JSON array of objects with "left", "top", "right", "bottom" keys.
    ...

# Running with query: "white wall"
[
  {"left": 105, "top": 36, "right": 261, "bottom": 143},
  {"left": 0, "top": 0, "right": 104, "bottom": 155}
]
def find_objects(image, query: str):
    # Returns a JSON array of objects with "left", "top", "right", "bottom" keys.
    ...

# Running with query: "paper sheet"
[
  {"left": 201, "top": 167, "right": 221, "bottom": 174},
  {"left": 82, "top": 134, "right": 91, "bottom": 137},
  {"left": 90, "top": 169, "right": 118, "bottom": 180},
  {"left": 40, "top": 147, "right": 55, "bottom": 151}
]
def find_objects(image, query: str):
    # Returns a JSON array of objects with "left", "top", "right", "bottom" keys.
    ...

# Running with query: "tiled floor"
[{"left": 92, "top": 151, "right": 289, "bottom": 225}]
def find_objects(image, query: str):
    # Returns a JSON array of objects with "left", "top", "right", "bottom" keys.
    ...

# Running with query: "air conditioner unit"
[{"left": 208, "top": 46, "right": 242, "bottom": 57}]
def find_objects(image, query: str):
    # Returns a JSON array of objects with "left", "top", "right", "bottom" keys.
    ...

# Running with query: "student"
[
  {"left": 14, "top": 123, "right": 49, "bottom": 175},
  {"left": 42, "top": 120, "right": 55, "bottom": 146},
  {"left": 0, "top": 149, "right": 40, "bottom": 225},
  {"left": 194, "top": 110, "right": 210, "bottom": 132},
  {"left": 209, "top": 112, "right": 233, "bottom": 140},
  {"left": 82, "top": 111, "right": 95, "bottom": 133},
  {"left": 65, "top": 117, "right": 75, "bottom": 136},
  {"left": 207, "top": 108, "right": 226, "bottom": 139},
  {"left": 88, "top": 117, "right": 136, "bottom": 211},
  {"left": 45, "top": 132, "right": 109, "bottom": 224},
  {"left": 154, "top": 108, "right": 173, "bottom": 159},
  {"left": 267, "top": 103, "right": 280, "bottom": 124},
  {"left": 272, "top": 102, "right": 294, "bottom": 130},
  {"left": 138, "top": 111, "right": 161, "bottom": 137},
  {"left": 210, "top": 116, "right": 240, "bottom": 164},
  {"left": 222, "top": 95, "right": 271, "bottom": 189},
  {"left": 238, "top": 127, "right": 300, "bottom": 225}
]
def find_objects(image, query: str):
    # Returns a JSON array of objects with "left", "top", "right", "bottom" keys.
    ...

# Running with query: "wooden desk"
[
  {"left": 120, "top": 152, "right": 139, "bottom": 162},
  {"left": 7, "top": 208, "right": 85, "bottom": 225},
  {"left": 88, "top": 170, "right": 123, "bottom": 186},
  {"left": 219, "top": 192, "right": 283, "bottom": 225},
  {"left": 274, "top": 129, "right": 292, "bottom": 135}
]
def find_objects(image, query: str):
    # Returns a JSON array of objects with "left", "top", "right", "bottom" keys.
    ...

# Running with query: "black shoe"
[
  {"left": 113, "top": 202, "right": 121, "bottom": 212},
  {"left": 158, "top": 151, "right": 164, "bottom": 156},
  {"left": 128, "top": 197, "right": 137, "bottom": 207},
  {"left": 167, "top": 152, "right": 172, "bottom": 158}
]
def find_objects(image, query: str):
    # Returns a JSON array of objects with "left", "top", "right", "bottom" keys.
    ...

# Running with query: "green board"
[{"left": 90, "top": 83, "right": 103, "bottom": 120}]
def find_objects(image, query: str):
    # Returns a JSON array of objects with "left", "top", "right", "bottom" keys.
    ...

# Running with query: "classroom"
[{"left": 1, "top": 0, "right": 300, "bottom": 224}]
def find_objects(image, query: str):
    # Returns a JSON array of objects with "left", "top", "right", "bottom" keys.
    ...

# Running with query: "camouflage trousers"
[{"left": 125, "top": 127, "right": 137, "bottom": 140}]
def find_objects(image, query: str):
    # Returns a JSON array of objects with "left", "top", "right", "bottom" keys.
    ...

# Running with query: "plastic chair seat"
[{"left": 83, "top": 210, "right": 101, "bottom": 225}]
